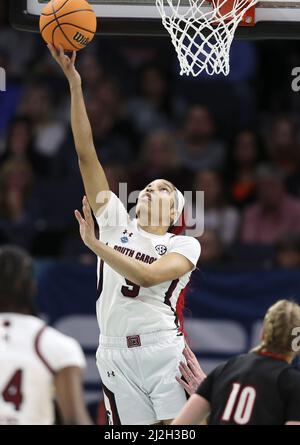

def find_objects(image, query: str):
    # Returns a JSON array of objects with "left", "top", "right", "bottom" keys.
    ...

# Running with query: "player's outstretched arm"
[
  {"left": 47, "top": 44, "right": 109, "bottom": 214},
  {"left": 55, "top": 366, "right": 93, "bottom": 425}
]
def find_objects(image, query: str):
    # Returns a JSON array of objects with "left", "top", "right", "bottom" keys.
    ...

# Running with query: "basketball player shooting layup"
[{"left": 48, "top": 44, "right": 201, "bottom": 425}]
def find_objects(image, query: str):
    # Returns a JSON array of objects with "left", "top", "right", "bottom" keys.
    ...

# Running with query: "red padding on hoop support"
[{"left": 210, "top": 0, "right": 256, "bottom": 26}]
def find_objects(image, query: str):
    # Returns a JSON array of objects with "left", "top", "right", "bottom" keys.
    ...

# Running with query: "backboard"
[{"left": 10, "top": 0, "right": 300, "bottom": 37}]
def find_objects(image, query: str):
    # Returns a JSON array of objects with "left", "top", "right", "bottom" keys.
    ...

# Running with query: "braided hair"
[{"left": 253, "top": 300, "right": 300, "bottom": 355}]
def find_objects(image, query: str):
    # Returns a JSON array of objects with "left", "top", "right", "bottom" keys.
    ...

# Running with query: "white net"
[{"left": 156, "top": 0, "right": 258, "bottom": 76}]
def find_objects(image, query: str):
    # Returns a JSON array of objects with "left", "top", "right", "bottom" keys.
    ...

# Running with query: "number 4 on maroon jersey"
[{"left": 2, "top": 369, "right": 23, "bottom": 411}]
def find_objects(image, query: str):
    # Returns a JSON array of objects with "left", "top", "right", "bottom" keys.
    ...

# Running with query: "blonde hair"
[{"left": 252, "top": 300, "right": 300, "bottom": 356}]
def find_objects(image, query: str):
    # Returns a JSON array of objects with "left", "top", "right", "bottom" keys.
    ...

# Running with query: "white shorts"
[{"left": 96, "top": 330, "right": 188, "bottom": 425}]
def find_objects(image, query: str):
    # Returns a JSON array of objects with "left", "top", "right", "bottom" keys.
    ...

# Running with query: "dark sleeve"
[
  {"left": 196, "top": 363, "right": 226, "bottom": 402},
  {"left": 278, "top": 368, "right": 300, "bottom": 422}
]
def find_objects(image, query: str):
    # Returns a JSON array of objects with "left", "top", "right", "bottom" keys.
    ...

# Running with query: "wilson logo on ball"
[
  {"left": 73, "top": 32, "right": 90, "bottom": 46},
  {"left": 39, "top": 0, "right": 97, "bottom": 52}
]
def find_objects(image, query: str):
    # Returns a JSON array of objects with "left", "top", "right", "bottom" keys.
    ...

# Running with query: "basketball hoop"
[{"left": 156, "top": 0, "right": 258, "bottom": 76}]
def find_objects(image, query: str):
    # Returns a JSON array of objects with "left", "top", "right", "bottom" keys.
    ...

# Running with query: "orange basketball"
[{"left": 39, "top": 0, "right": 97, "bottom": 52}]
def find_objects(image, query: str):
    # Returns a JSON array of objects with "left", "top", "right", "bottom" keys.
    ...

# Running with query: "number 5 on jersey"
[{"left": 121, "top": 279, "right": 140, "bottom": 298}]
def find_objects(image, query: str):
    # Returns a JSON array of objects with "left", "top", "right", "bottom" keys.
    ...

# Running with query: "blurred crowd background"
[
  {"left": 1, "top": 0, "right": 300, "bottom": 269},
  {"left": 2, "top": 2, "right": 300, "bottom": 422}
]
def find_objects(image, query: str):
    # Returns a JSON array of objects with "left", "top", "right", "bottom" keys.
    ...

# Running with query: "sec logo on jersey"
[{"left": 155, "top": 245, "right": 167, "bottom": 255}]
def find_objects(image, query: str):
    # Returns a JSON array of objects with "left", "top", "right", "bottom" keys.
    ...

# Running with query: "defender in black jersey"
[{"left": 173, "top": 299, "right": 300, "bottom": 425}]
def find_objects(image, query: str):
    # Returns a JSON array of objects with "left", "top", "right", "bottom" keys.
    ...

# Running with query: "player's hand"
[
  {"left": 176, "top": 343, "right": 207, "bottom": 396},
  {"left": 75, "top": 196, "right": 97, "bottom": 250},
  {"left": 47, "top": 43, "right": 81, "bottom": 88}
]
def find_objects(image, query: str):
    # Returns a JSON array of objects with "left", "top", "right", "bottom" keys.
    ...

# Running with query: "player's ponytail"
[
  {"left": 252, "top": 299, "right": 300, "bottom": 356},
  {"left": 168, "top": 210, "right": 186, "bottom": 235}
]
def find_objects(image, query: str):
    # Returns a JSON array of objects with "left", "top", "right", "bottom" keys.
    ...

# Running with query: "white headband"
[{"left": 173, "top": 188, "right": 185, "bottom": 225}]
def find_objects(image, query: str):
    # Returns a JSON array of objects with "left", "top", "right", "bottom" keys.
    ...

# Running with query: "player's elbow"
[
  {"left": 139, "top": 271, "right": 157, "bottom": 288},
  {"left": 78, "top": 151, "right": 92, "bottom": 166},
  {"left": 138, "top": 276, "right": 151, "bottom": 288}
]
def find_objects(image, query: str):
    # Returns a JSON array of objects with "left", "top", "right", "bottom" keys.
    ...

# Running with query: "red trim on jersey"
[
  {"left": 34, "top": 326, "right": 55, "bottom": 375},
  {"left": 176, "top": 287, "right": 187, "bottom": 335},
  {"left": 258, "top": 351, "right": 289, "bottom": 362},
  {"left": 97, "top": 259, "right": 104, "bottom": 299},
  {"left": 102, "top": 383, "right": 121, "bottom": 425},
  {"left": 164, "top": 279, "right": 180, "bottom": 330}
]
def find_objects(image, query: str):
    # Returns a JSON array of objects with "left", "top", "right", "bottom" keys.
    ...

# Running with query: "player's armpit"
[
  {"left": 55, "top": 366, "right": 93, "bottom": 425},
  {"left": 143, "top": 252, "right": 194, "bottom": 287}
]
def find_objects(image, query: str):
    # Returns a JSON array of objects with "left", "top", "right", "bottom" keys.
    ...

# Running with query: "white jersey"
[
  {"left": 96, "top": 192, "right": 201, "bottom": 337},
  {"left": 0, "top": 313, "right": 86, "bottom": 425}
]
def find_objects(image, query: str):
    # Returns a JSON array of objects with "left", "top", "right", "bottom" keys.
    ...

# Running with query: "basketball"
[{"left": 39, "top": 0, "right": 97, "bottom": 52}]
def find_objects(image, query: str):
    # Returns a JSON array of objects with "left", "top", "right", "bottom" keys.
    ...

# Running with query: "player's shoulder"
[
  {"left": 279, "top": 365, "right": 300, "bottom": 381},
  {"left": 41, "top": 324, "right": 82, "bottom": 351},
  {"left": 37, "top": 325, "right": 86, "bottom": 372},
  {"left": 216, "top": 353, "right": 250, "bottom": 375},
  {"left": 169, "top": 234, "right": 200, "bottom": 246},
  {"left": 0, "top": 313, "right": 45, "bottom": 331},
  {"left": 277, "top": 365, "right": 300, "bottom": 398},
  {"left": 169, "top": 234, "right": 201, "bottom": 252}
]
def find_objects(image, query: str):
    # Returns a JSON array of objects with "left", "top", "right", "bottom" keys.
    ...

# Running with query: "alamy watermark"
[
  {"left": 291, "top": 327, "right": 300, "bottom": 352},
  {"left": 291, "top": 67, "right": 300, "bottom": 92},
  {"left": 0, "top": 67, "right": 6, "bottom": 92},
  {"left": 95, "top": 184, "right": 205, "bottom": 237}
]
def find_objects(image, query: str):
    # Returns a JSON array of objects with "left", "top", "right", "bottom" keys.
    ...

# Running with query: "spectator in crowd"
[
  {"left": 0, "top": 116, "right": 48, "bottom": 178},
  {"left": 226, "top": 130, "right": 266, "bottom": 208},
  {"left": 0, "top": 116, "right": 34, "bottom": 161},
  {"left": 241, "top": 165, "right": 300, "bottom": 245},
  {"left": 103, "top": 163, "right": 132, "bottom": 196},
  {"left": 127, "top": 63, "right": 186, "bottom": 138},
  {"left": 266, "top": 116, "right": 300, "bottom": 176},
  {"left": 0, "top": 158, "right": 38, "bottom": 250},
  {"left": 58, "top": 79, "right": 137, "bottom": 178},
  {"left": 18, "top": 83, "right": 67, "bottom": 176},
  {"left": 54, "top": 52, "right": 106, "bottom": 123},
  {"left": 0, "top": 50, "right": 24, "bottom": 133},
  {"left": 85, "top": 97, "right": 133, "bottom": 165},
  {"left": 134, "top": 130, "right": 194, "bottom": 192},
  {"left": 96, "top": 79, "right": 139, "bottom": 153},
  {"left": 0, "top": 2, "right": 36, "bottom": 80},
  {"left": 286, "top": 167, "right": 300, "bottom": 199},
  {"left": 196, "top": 229, "right": 224, "bottom": 266},
  {"left": 177, "top": 106, "right": 225, "bottom": 172},
  {"left": 194, "top": 170, "right": 240, "bottom": 245},
  {"left": 275, "top": 234, "right": 300, "bottom": 269},
  {"left": 78, "top": 52, "right": 105, "bottom": 100}
]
